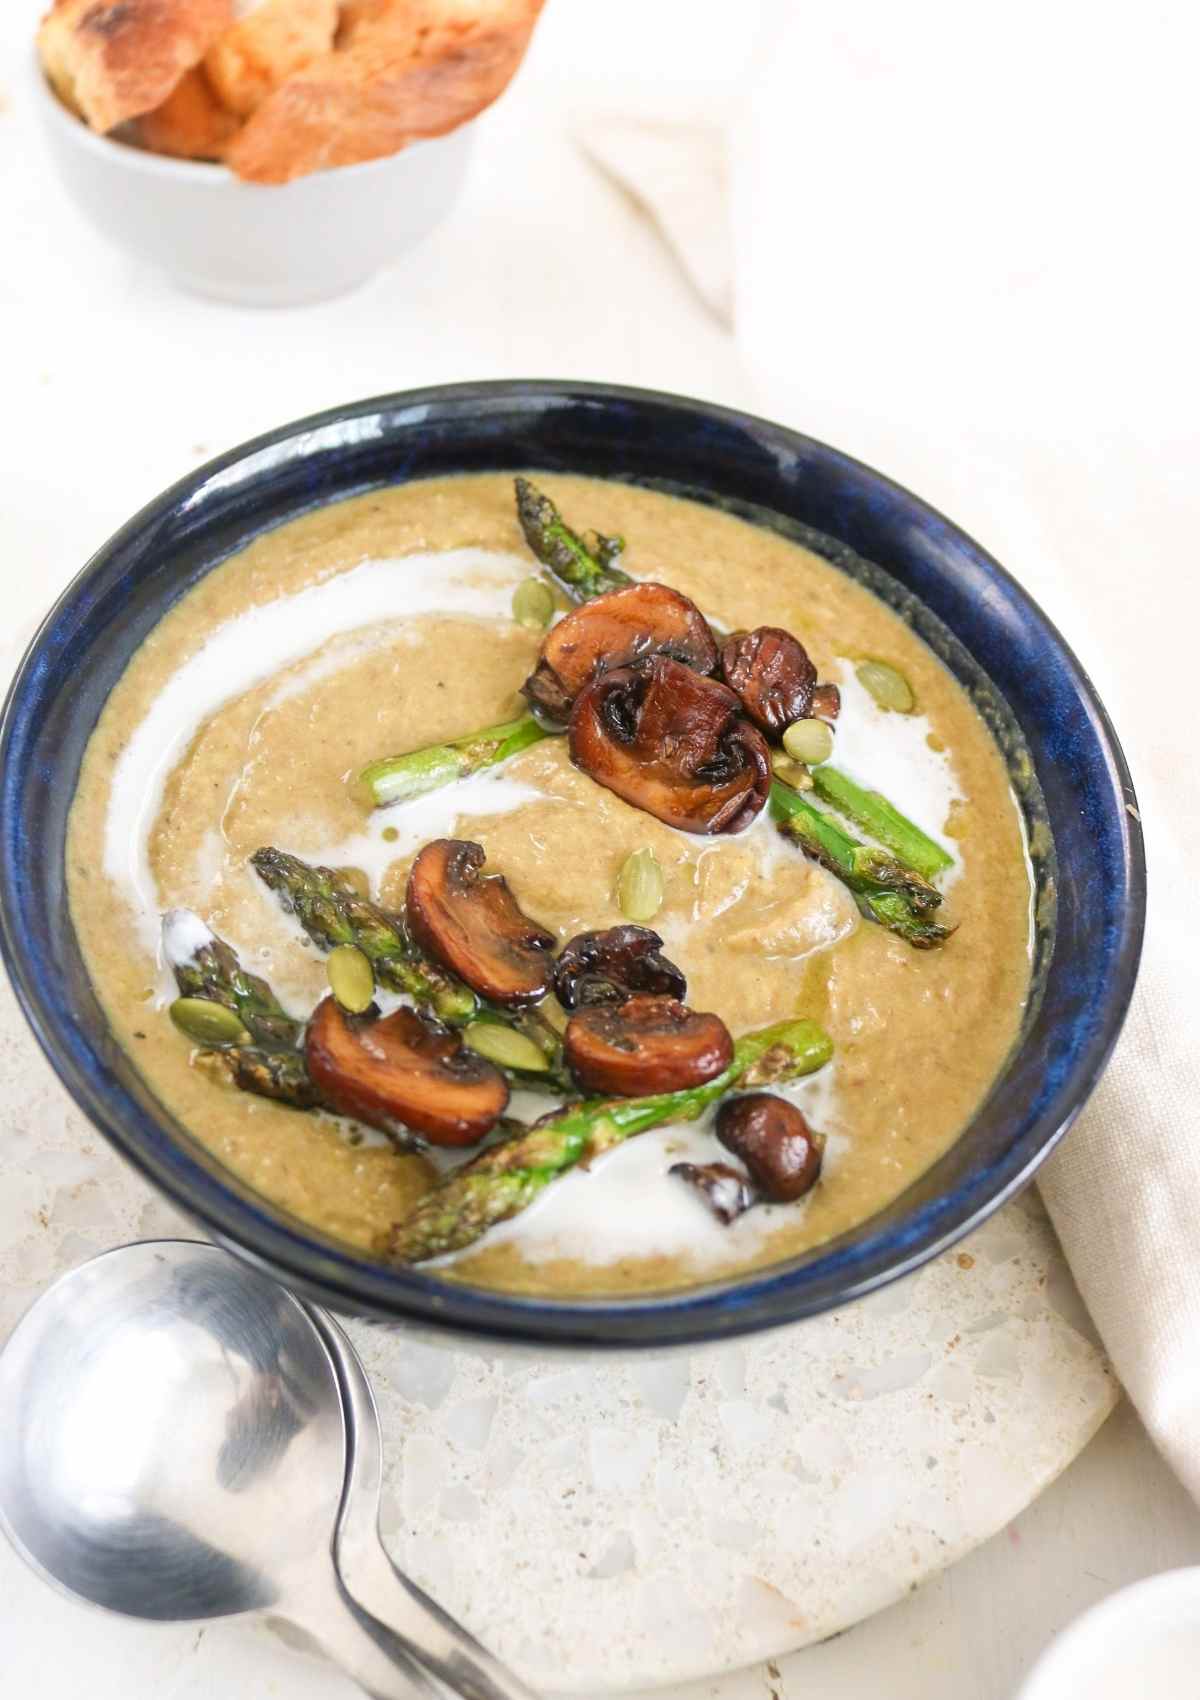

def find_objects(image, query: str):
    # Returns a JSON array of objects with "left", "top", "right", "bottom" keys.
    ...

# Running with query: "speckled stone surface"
[{"left": 0, "top": 960, "right": 1115, "bottom": 1690}]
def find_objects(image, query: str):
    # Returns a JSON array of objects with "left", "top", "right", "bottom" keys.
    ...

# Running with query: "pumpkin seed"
[
  {"left": 856, "top": 658, "right": 915, "bottom": 713},
  {"left": 782, "top": 717, "right": 835, "bottom": 765},
  {"left": 169, "top": 997, "right": 250, "bottom": 1048},
  {"left": 771, "top": 751, "right": 814, "bottom": 790},
  {"left": 463, "top": 1021, "right": 551, "bottom": 1073},
  {"left": 328, "top": 944, "right": 375, "bottom": 1013},
  {"left": 512, "top": 577, "right": 556, "bottom": 631},
  {"left": 617, "top": 847, "right": 665, "bottom": 922},
  {"left": 539, "top": 994, "right": 570, "bottom": 1034}
]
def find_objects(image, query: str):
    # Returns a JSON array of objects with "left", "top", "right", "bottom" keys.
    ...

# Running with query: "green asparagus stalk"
[
  {"left": 358, "top": 481, "right": 954, "bottom": 951},
  {"left": 251, "top": 848, "right": 478, "bottom": 1024},
  {"left": 809, "top": 765, "right": 953, "bottom": 882},
  {"left": 165, "top": 910, "right": 303, "bottom": 1049},
  {"left": 357, "top": 712, "right": 952, "bottom": 950},
  {"left": 163, "top": 911, "right": 319, "bottom": 1110},
  {"left": 251, "top": 847, "right": 574, "bottom": 1089},
  {"left": 388, "top": 1017, "right": 832, "bottom": 1263},
  {"left": 356, "top": 714, "right": 550, "bottom": 812},
  {"left": 196, "top": 1044, "right": 323, "bottom": 1108},
  {"left": 768, "top": 782, "right": 951, "bottom": 948},
  {"left": 358, "top": 715, "right": 552, "bottom": 810},
  {"left": 358, "top": 482, "right": 627, "bottom": 808},
  {"left": 514, "top": 476, "right": 633, "bottom": 601}
]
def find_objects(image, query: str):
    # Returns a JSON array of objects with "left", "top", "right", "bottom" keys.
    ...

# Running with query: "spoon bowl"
[
  {"left": 0, "top": 1241, "right": 436, "bottom": 1699},
  {"left": 0, "top": 1240, "right": 338, "bottom": 1619}
]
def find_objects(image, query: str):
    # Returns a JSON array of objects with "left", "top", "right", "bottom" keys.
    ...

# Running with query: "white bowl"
[
  {"left": 1016, "top": 1568, "right": 1200, "bottom": 1699},
  {"left": 32, "top": 59, "right": 473, "bottom": 307}
]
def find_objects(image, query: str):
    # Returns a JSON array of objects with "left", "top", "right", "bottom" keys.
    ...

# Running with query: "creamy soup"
[{"left": 66, "top": 474, "right": 1032, "bottom": 1295}]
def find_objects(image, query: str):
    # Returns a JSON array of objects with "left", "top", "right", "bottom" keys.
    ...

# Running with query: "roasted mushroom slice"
[
  {"left": 670, "top": 1160, "right": 759, "bottom": 1224},
  {"left": 569, "top": 656, "right": 772, "bottom": 834},
  {"left": 406, "top": 839, "right": 556, "bottom": 1006},
  {"left": 716, "top": 1092, "right": 824, "bottom": 1200},
  {"left": 720, "top": 626, "right": 818, "bottom": 736},
  {"left": 306, "top": 998, "right": 509, "bottom": 1147},
  {"left": 523, "top": 581, "right": 719, "bottom": 722},
  {"left": 564, "top": 993, "right": 733, "bottom": 1096},
  {"left": 553, "top": 924, "right": 686, "bottom": 1010},
  {"left": 810, "top": 681, "right": 841, "bottom": 722}
]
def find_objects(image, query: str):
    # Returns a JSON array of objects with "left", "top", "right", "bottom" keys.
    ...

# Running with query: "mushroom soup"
[{"left": 66, "top": 473, "right": 1033, "bottom": 1296}]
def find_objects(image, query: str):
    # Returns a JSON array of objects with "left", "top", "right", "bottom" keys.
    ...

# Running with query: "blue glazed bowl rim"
[{"left": 0, "top": 380, "right": 1146, "bottom": 1348}]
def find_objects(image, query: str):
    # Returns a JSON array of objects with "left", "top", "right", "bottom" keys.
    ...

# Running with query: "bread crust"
[
  {"left": 204, "top": 0, "right": 339, "bottom": 118},
  {"left": 129, "top": 64, "right": 241, "bottom": 159},
  {"left": 225, "top": 0, "right": 545, "bottom": 184},
  {"left": 37, "top": 0, "right": 234, "bottom": 133}
]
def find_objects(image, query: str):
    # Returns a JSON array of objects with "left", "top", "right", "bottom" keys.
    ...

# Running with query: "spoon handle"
[
  {"left": 313, "top": 1311, "right": 541, "bottom": 1700},
  {"left": 346, "top": 1538, "right": 542, "bottom": 1700},
  {"left": 289, "top": 1568, "right": 445, "bottom": 1700}
]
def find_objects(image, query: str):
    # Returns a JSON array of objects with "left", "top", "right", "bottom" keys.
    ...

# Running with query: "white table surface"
[{"left": 2, "top": 2, "right": 1198, "bottom": 1696}]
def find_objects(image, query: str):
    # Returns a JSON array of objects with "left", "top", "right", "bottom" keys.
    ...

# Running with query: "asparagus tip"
[{"left": 161, "top": 907, "right": 216, "bottom": 969}]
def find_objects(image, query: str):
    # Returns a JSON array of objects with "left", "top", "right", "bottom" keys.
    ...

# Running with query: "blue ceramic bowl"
[{"left": 0, "top": 383, "right": 1145, "bottom": 1348}]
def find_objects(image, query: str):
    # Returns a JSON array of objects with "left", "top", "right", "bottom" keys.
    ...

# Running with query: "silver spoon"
[
  {"left": 310, "top": 1310, "right": 540, "bottom": 1700},
  {"left": 0, "top": 1240, "right": 438, "bottom": 1700}
]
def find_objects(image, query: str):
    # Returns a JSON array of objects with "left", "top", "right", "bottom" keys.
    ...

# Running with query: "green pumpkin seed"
[
  {"left": 771, "top": 751, "right": 814, "bottom": 790},
  {"left": 617, "top": 847, "right": 665, "bottom": 922},
  {"left": 512, "top": 577, "right": 556, "bottom": 631},
  {"left": 856, "top": 659, "right": 915, "bottom": 713},
  {"left": 782, "top": 717, "right": 835, "bottom": 765},
  {"left": 539, "top": 994, "right": 570, "bottom": 1034},
  {"left": 463, "top": 1021, "right": 551, "bottom": 1073},
  {"left": 328, "top": 944, "right": 375, "bottom": 1013},
  {"left": 169, "top": 997, "right": 250, "bottom": 1048}
]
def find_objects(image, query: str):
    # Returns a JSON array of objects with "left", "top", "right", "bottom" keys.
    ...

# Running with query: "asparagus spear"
[
  {"left": 358, "top": 479, "right": 954, "bottom": 949},
  {"left": 195, "top": 1044, "right": 323, "bottom": 1108},
  {"left": 251, "top": 847, "right": 574, "bottom": 1090},
  {"left": 357, "top": 481, "right": 629, "bottom": 807},
  {"left": 358, "top": 714, "right": 552, "bottom": 810},
  {"left": 357, "top": 712, "right": 951, "bottom": 950},
  {"left": 165, "top": 908, "right": 303, "bottom": 1049},
  {"left": 514, "top": 476, "right": 633, "bottom": 602},
  {"left": 388, "top": 1017, "right": 832, "bottom": 1263},
  {"left": 809, "top": 765, "right": 953, "bottom": 882},
  {"left": 163, "top": 910, "right": 320, "bottom": 1109},
  {"left": 251, "top": 848, "right": 478, "bottom": 1024},
  {"left": 768, "top": 781, "right": 952, "bottom": 948}
]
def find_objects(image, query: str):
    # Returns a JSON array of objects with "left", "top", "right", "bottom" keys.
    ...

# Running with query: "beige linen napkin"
[{"left": 580, "top": 1, "right": 1200, "bottom": 1497}]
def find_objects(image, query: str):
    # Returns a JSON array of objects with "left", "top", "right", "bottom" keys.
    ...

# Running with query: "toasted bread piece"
[
  {"left": 333, "top": 0, "right": 430, "bottom": 46},
  {"left": 205, "top": 0, "right": 339, "bottom": 118},
  {"left": 37, "top": 0, "right": 234, "bottom": 133},
  {"left": 225, "top": 0, "right": 546, "bottom": 185},
  {"left": 130, "top": 65, "right": 241, "bottom": 159}
]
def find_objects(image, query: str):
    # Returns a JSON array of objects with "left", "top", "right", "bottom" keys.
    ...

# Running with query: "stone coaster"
[{"left": 0, "top": 966, "right": 1116, "bottom": 1690}]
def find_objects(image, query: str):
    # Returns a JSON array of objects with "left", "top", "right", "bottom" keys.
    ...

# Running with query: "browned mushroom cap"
[
  {"left": 811, "top": 681, "right": 841, "bottom": 722},
  {"left": 716, "top": 1093, "right": 824, "bottom": 1201},
  {"left": 523, "top": 582, "right": 719, "bottom": 722},
  {"left": 568, "top": 656, "right": 772, "bottom": 834},
  {"left": 670, "top": 1161, "right": 759, "bottom": 1224},
  {"left": 306, "top": 998, "right": 509, "bottom": 1147},
  {"left": 564, "top": 993, "right": 733, "bottom": 1096},
  {"left": 720, "top": 626, "right": 817, "bottom": 736},
  {"left": 406, "top": 839, "right": 556, "bottom": 1006},
  {"left": 553, "top": 925, "right": 686, "bottom": 1010}
]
